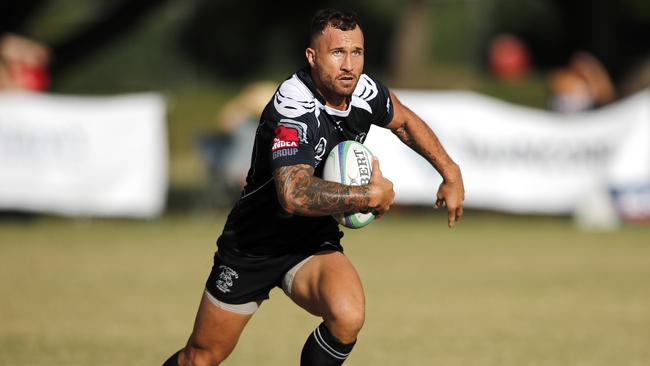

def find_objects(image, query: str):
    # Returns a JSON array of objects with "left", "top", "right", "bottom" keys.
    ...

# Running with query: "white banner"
[
  {"left": 0, "top": 92, "right": 167, "bottom": 218},
  {"left": 366, "top": 89, "right": 650, "bottom": 214}
]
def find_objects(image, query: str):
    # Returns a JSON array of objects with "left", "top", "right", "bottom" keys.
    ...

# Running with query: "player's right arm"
[{"left": 273, "top": 159, "right": 394, "bottom": 218}]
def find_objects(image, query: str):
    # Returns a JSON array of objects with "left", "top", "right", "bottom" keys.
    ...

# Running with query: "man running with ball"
[{"left": 164, "top": 8, "right": 464, "bottom": 366}]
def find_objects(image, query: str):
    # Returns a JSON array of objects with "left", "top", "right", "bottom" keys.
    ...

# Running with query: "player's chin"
[{"left": 335, "top": 83, "right": 356, "bottom": 98}]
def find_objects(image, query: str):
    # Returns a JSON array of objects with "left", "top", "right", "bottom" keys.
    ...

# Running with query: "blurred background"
[
  {"left": 1, "top": 0, "right": 649, "bottom": 365},
  {"left": 2, "top": 0, "right": 649, "bottom": 210}
]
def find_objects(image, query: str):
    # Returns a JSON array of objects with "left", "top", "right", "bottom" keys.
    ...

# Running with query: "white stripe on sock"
[{"left": 313, "top": 328, "right": 349, "bottom": 360}]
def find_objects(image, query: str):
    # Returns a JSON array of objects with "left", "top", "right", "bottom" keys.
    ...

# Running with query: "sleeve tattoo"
[
  {"left": 393, "top": 124, "right": 440, "bottom": 166},
  {"left": 273, "top": 164, "right": 370, "bottom": 216}
]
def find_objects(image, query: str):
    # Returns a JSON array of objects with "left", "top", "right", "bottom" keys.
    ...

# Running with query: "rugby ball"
[{"left": 322, "top": 141, "right": 375, "bottom": 229}]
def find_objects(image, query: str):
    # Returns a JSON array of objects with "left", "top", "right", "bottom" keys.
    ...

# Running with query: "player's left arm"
[{"left": 384, "top": 90, "right": 465, "bottom": 227}]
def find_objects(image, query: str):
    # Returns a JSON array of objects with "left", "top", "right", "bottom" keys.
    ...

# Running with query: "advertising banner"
[
  {"left": 0, "top": 92, "right": 167, "bottom": 218},
  {"left": 366, "top": 89, "right": 650, "bottom": 215}
]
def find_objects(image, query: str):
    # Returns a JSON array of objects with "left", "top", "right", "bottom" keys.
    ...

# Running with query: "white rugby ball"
[{"left": 322, "top": 140, "right": 375, "bottom": 229}]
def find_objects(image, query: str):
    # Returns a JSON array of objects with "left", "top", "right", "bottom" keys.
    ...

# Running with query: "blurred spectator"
[
  {"left": 488, "top": 34, "right": 531, "bottom": 82},
  {"left": 216, "top": 81, "right": 276, "bottom": 188},
  {"left": 216, "top": 81, "right": 277, "bottom": 135},
  {"left": 548, "top": 52, "right": 615, "bottom": 113},
  {"left": 0, "top": 33, "right": 50, "bottom": 91},
  {"left": 196, "top": 81, "right": 277, "bottom": 207}
]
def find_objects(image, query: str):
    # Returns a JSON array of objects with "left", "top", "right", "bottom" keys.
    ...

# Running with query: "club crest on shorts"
[{"left": 216, "top": 265, "right": 239, "bottom": 293}]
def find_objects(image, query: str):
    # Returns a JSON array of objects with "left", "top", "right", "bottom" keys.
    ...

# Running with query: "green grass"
[{"left": 1, "top": 212, "right": 649, "bottom": 365}]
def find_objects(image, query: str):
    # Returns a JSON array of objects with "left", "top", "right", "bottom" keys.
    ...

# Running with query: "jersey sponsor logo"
[
  {"left": 355, "top": 132, "right": 367, "bottom": 143},
  {"left": 275, "top": 125, "right": 299, "bottom": 141},
  {"left": 272, "top": 125, "right": 301, "bottom": 152},
  {"left": 215, "top": 265, "right": 239, "bottom": 293},
  {"left": 278, "top": 119, "right": 308, "bottom": 143},
  {"left": 272, "top": 147, "right": 299, "bottom": 159},
  {"left": 272, "top": 139, "right": 299, "bottom": 150}
]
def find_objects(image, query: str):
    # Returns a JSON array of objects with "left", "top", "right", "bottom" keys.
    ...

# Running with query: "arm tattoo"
[
  {"left": 393, "top": 124, "right": 440, "bottom": 166},
  {"left": 393, "top": 125, "right": 415, "bottom": 148},
  {"left": 273, "top": 164, "right": 370, "bottom": 216}
]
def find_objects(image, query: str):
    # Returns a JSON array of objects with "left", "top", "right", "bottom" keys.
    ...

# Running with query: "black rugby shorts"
[{"left": 205, "top": 240, "right": 343, "bottom": 305}]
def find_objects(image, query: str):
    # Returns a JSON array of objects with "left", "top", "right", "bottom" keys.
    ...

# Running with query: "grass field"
[{"left": 1, "top": 211, "right": 649, "bottom": 365}]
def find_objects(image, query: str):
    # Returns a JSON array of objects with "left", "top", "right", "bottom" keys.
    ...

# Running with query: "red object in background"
[
  {"left": 13, "top": 64, "right": 50, "bottom": 91},
  {"left": 489, "top": 34, "right": 531, "bottom": 81}
]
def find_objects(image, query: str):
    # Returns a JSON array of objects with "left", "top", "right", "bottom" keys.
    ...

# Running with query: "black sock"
[
  {"left": 162, "top": 349, "right": 181, "bottom": 366},
  {"left": 300, "top": 322, "right": 356, "bottom": 365}
]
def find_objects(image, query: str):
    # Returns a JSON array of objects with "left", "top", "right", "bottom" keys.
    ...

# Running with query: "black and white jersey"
[{"left": 217, "top": 67, "right": 394, "bottom": 256}]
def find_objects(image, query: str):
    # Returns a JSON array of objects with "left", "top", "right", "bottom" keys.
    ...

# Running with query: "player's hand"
[
  {"left": 434, "top": 168, "right": 465, "bottom": 228},
  {"left": 367, "top": 158, "right": 395, "bottom": 219}
]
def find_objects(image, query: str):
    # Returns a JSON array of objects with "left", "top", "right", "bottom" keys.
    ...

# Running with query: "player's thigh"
[
  {"left": 289, "top": 251, "right": 365, "bottom": 319},
  {"left": 185, "top": 293, "right": 254, "bottom": 360}
]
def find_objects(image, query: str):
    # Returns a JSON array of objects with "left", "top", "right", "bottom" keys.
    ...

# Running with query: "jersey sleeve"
[
  {"left": 264, "top": 80, "right": 319, "bottom": 170},
  {"left": 355, "top": 74, "right": 394, "bottom": 127}
]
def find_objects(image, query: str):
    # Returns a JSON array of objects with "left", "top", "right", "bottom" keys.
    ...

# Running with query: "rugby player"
[{"left": 163, "top": 8, "right": 464, "bottom": 366}]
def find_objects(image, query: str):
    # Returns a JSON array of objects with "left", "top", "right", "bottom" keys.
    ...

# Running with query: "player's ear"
[{"left": 305, "top": 48, "right": 316, "bottom": 68}]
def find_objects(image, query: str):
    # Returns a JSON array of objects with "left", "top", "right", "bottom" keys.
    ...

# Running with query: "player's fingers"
[
  {"left": 372, "top": 208, "right": 385, "bottom": 220},
  {"left": 447, "top": 206, "right": 457, "bottom": 228},
  {"left": 371, "top": 157, "right": 382, "bottom": 177},
  {"left": 434, "top": 197, "right": 444, "bottom": 209},
  {"left": 456, "top": 206, "right": 464, "bottom": 223}
]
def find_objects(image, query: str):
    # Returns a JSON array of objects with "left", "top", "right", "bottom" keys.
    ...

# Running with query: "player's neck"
[{"left": 323, "top": 93, "right": 349, "bottom": 111}]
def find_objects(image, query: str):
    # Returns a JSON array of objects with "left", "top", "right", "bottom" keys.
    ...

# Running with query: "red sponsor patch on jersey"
[
  {"left": 275, "top": 126, "right": 299, "bottom": 141},
  {"left": 272, "top": 125, "right": 300, "bottom": 151}
]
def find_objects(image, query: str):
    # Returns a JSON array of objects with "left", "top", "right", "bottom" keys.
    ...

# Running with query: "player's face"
[{"left": 307, "top": 26, "right": 365, "bottom": 100}]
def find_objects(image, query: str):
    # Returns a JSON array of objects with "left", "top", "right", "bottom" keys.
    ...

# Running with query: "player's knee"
[
  {"left": 182, "top": 346, "right": 227, "bottom": 366},
  {"left": 327, "top": 299, "right": 365, "bottom": 341}
]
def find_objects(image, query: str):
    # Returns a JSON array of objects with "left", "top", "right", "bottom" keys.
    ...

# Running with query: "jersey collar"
[{"left": 296, "top": 66, "right": 326, "bottom": 105}]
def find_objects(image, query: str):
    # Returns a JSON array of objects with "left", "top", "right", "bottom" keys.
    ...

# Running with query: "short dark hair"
[{"left": 310, "top": 8, "right": 361, "bottom": 45}]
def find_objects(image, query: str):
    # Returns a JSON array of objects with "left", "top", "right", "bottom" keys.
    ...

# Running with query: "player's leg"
[
  {"left": 163, "top": 293, "right": 255, "bottom": 366},
  {"left": 285, "top": 251, "right": 365, "bottom": 365}
]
